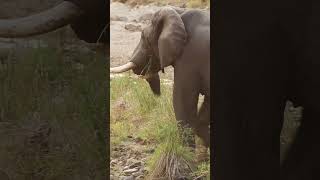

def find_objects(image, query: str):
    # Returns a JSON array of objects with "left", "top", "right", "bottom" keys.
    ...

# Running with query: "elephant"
[
  {"left": 213, "top": 1, "right": 320, "bottom": 180},
  {"left": 110, "top": 7, "right": 210, "bottom": 161},
  {"left": 0, "top": 0, "right": 107, "bottom": 43}
]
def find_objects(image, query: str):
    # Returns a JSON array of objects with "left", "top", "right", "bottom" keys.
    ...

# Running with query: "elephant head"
[
  {"left": 0, "top": 0, "right": 107, "bottom": 43},
  {"left": 110, "top": 7, "right": 187, "bottom": 95}
]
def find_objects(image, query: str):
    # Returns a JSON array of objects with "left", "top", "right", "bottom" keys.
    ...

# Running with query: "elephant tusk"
[
  {"left": 0, "top": 1, "right": 83, "bottom": 38},
  {"left": 110, "top": 62, "right": 137, "bottom": 73}
]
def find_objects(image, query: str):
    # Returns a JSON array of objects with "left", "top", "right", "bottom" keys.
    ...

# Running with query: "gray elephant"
[
  {"left": 0, "top": 0, "right": 107, "bottom": 43},
  {"left": 111, "top": 7, "right": 210, "bottom": 161}
]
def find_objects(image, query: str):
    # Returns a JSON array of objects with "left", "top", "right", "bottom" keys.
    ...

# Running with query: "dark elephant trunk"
[{"left": 146, "top": 73, "right": 161, "bottom": 95}]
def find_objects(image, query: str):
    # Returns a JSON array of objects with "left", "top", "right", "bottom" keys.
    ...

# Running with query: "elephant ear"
[{"left": 152, "top": 7, "right": 187, "bottom": 69}]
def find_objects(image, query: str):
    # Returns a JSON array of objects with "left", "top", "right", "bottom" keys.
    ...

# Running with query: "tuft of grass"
[
  {"left": 110, "top": 74, "right": 210, "bottom": 179},
  {"left": 146, "top": 123, "right": 195, "bottom": 179},
  {"left": 192, "top": 161, "right": 210, "bottom": 180}
]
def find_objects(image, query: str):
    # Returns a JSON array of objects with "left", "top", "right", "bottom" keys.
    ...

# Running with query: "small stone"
[
  {"left": 110, "top": 15, "right": 128, "bottom": 22},
  {"left": 136, "top": 175, "right": 144, "bottom": 180},
  {"left": 123, "top": 168, "right": 139, "bottom": 175},
  {"left": 129, "top": 161, "right": 142, "bottom": 169},
  {"left": 120, "top": 176, "right": 134, "bottom": 180},
  {"left": 110, "top": 159, "right": 118, "bottom": 165},
  {"left": 125, "top": 158, "right": 136, "bottom": 166},
  {"left": 125, "top": 23, "right": 142, "bottom": 32},
  {"left": 138, "top": 12, "right": 154, "bottom": 22},
  {"left": 132, "top": 171, "right": 143, "bottom": 177}
]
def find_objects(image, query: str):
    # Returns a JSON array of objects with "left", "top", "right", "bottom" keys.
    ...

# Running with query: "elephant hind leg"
[
  {"left": 193, "top": 96, "right": 210, "bottom": 162},
  {"left": 194, "top": 96, "right": 210, "bottom": 147}
]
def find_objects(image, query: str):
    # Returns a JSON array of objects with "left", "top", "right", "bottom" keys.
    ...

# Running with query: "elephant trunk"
[
  {"left": 146, "top": 73, "right": 161, "bottom": 95},
  {"left": 0, "top": 1, "right": 82, "bottom": 38}
]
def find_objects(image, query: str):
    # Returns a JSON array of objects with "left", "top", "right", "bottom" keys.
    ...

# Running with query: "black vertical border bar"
[
  {"left": 106, "top": 0, "right": 111, "bottom": 178},
  {"left": 210, "top": 0, "right": 215, "bottom": 179}
]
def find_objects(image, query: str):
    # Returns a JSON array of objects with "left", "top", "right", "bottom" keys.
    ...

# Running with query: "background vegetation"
[{"left": 0, "top": 47, "right": 108, "bottom": 179}]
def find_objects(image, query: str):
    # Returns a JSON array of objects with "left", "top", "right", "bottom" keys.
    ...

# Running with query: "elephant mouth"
[
  {"left": 110, "top": 57, "right": 156, "bottom": 76},
  {"left": 110, "top": 61, "right": 161, "bottom": 95},
  {"left": 0, "top": 1, "right": 83, "bottom": 38},
  {"left": 110, "top": 61, "right": 158, "bottom": 79}
]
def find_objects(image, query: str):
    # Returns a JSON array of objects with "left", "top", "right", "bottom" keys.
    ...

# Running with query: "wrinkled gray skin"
[{"left": 128, "top": 8, "right": 210, "bottom": 151}]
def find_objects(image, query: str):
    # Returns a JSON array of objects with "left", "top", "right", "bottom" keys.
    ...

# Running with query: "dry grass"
[{"left": 146, "top": 125, "right": 195, "bottom": 180}]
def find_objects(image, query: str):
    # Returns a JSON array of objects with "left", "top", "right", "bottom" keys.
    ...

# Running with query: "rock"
[
  {"left": 111, "top": 15, "right": 128, "bottom": 22},
  {"left": 132, "top": 171, "right": 143, "bottom": 177},
  {"left": 125, "top": 157, "right": 136, "bottom": 166},
  {"left": 123, "top": 168, "right": 139, "bottom": 175},
  {"left": 129, "top": 161, "right": 142, "bottom": 169},
  {"left": 120, "top": 176, "right": 134, "bottom": 180},
  {"left": 125, "top": 23, "right": 142, "bottom": 32},
  {"left": 138, "top": 12, "right": 154, "bottom": 22},
  {"left": 110, "top": 159, "right": 118, "bottom": 165},
  {"left": 136, "top": 175, "right": 144, "bottom": 180},
  {"left": 123, "top": 165, "right": 130, "bottom": 170}
]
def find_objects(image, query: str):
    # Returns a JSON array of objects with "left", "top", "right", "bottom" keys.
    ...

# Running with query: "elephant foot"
[
  {"left": 195, "top": 148, "right": 209, "bottom": 163},
  {"left": 195, "top": 136, "right": 209, "bottom": 163}
]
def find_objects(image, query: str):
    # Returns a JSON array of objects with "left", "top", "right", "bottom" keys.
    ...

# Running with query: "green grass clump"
[
  {"left": 146, "top": 123, "right": 195, "bottom": 179},
  {"left": 110, "top": 74, "right": 210, "bottom": 179},
  {"left": 192, "top": 161, "right": 210, "bottom": 180}
]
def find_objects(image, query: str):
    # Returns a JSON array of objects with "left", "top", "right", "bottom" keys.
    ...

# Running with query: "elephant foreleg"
[{"left": 172, "top": 74, "right": 199, "bottom": 149}]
